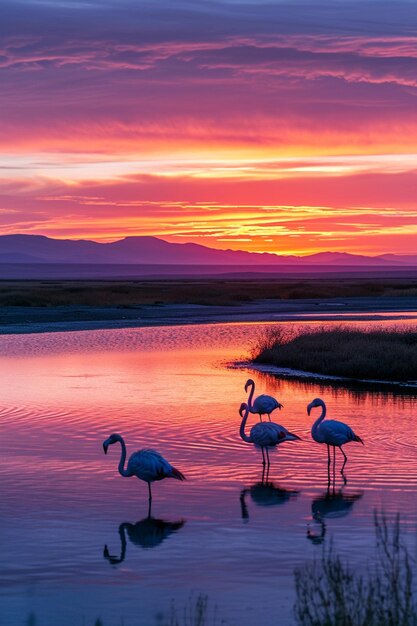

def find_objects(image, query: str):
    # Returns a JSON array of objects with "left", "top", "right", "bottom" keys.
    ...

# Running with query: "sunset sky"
[{"left": 1, "top": 0, "right": 417, "bottom": 255}]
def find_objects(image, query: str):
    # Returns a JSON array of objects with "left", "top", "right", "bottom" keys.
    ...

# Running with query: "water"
[{"left": 1, "top": 320, "right": 417, "bottom": 626}]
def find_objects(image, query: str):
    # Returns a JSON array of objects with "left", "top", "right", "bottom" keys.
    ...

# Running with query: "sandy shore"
[{"left": 0, "top": 296, "right": 416, "bottom": 334}]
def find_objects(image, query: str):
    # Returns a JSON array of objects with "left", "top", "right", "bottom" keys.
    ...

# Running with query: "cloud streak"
[{"left": 0, "top": 0, "right": 416, "bottom": 253}]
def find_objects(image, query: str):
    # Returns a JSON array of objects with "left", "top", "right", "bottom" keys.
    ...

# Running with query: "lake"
[{"left": 1, "top": 319, "right": 417, "bottom": 626}]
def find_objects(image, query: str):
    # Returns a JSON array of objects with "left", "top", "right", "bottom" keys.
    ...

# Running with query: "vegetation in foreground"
[
  {"left": 24, "top": 516, "right": 417, "bottom": 626},
  {"left": 1, "top": 277, "right": 417, "bottom": 307},
  {"left": 295, "top": 513, "right": 417, "bottom": 626},
  {"left": 253, "top": 326, "right": 417, "bottom": 382}
]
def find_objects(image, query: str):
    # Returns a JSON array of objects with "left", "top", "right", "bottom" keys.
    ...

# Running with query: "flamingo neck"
[
  {"left": 116, "top": 436, "right": 130, "bottom": 477},
  {"left": 239, "top": 406, "right": 252, "bottom": 443},
  {"left": 312, "top": 402, "right": 327, "bottom": 437},
  {"left": 247, "top": 381, "right": 255, "bottom": 410}
]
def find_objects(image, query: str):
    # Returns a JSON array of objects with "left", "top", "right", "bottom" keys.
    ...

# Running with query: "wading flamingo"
[
  {"left": 308, "top": 398, "right": 364, "bottom": 479},
  {"left": 245, "top": 379, "right": 283, "bottom": 421},
  {"left": 239, "top": 402, "right": 301, "bottom": 467},
  {"left": 103, "top": 433, "right": 185, "bottom": 501}
]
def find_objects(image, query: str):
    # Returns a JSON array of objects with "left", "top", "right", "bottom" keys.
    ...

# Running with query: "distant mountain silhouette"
[
  {"left": 0, "top": 234, "right": 414, "bottom": 266},
  {"left": 379, "top": 253, "right": 417, "bottom": 265}
]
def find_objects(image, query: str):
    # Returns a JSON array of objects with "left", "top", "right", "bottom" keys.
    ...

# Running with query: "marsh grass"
[
  {"left": 253, "top": 326, "right": 417, "bottom": 382},
  {"left": 295, "top": 513, "right": 417, "bottom": 626},
  {"left": 1, "top": 277, "right": 417, "bottom": 308}
]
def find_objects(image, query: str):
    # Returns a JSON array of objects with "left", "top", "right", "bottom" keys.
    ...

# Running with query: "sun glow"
[{"left": 1, "top": 0, "right": 417, "bottom": 255}]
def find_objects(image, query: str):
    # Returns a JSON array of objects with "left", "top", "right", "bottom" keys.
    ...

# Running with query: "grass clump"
[
  {"left": 253, "top": 326, "right": 417, "bottom": 382},
  {"left": 295, "top": 513, "right": 417, "bottom": 626}
]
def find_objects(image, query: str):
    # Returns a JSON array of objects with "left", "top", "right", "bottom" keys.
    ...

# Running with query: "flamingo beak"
[
  {"left": 307, "top": 406, "right": 312, "bottom": 416},
  {"left": 279, "top": 403, "right": 284, "bottom": 410},
  {"left": 103, "top": 442, "right": 108, "bottom": 454}
]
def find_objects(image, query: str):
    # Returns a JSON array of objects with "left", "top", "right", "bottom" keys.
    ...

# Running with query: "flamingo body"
[
  {"left": 103, "top": 433, "right": 185, "bottom": 501},
  {"left": 125, "top": 448, "right": 184, "bottom": 484},
  {"left": 312, "top": 420, "right": 359, "bottom": 448},
  {"left": 245, "top": 379, "right": 283, "bottom": 421},
  {"left": 308, "top": 398, "right": 363, "bottom": 477},
  {"left": 249, "top": 421, "right": 291, "bottom": 448}
]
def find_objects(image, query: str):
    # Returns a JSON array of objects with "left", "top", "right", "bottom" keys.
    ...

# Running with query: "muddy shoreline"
[{"left": 0, "top": 296, "right": 416, "bottom": 334}]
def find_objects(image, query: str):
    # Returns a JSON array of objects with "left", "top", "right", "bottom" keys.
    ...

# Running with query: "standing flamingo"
[
  {"left": 308, "top": 398, "right": 364, "bottom": 478},
  {"left": 245, "top": 379, "right": 283, "bottom": 421},
  {"left": 239, "top": 402, "right": 301, "bottom": 467},
  {"left": 103, "top": 433, "right": 185, "bottom": 501}
]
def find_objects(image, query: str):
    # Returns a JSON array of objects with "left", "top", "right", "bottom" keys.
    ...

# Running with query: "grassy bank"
[
  {"left": 253, "top": 327, "right": 417, "bottom": 382},
  {"left": 1, "top": 277, "right": 417, "bottom": 307}
]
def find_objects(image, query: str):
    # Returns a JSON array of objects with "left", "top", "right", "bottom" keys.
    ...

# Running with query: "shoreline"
[
  {"left": 234, "top": 361, "right": 417, "bottom": 390},
  {"left": 0, "top": 296, "right": 416, "bottom": 335}
]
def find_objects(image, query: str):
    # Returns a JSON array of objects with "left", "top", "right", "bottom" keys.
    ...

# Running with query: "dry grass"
[
  {"left": 253, "top": 326, "right": 417, "bottom": 382},
  {"left": 0, "top": 278, "right": 417, "bottom": 308}
]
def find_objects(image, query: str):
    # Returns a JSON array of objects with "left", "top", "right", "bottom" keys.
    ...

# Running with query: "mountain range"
[{"left": 0, "top": 234, "right": 416, "bottom": 267}]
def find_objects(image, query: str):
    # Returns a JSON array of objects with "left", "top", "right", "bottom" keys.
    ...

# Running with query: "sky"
[{"left": 0, "top": 0, "right": 417, "bottom": 255}]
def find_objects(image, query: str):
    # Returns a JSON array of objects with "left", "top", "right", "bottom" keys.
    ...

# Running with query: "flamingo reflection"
[
  {"left": 240, "top": 467, "right": 299, "bottom": 523},
  {"left": 307, "top": 484, "right": 363, "bottom": 545},
  {"left": 104, "top": 515, "right": 185, "bottom": 564}
]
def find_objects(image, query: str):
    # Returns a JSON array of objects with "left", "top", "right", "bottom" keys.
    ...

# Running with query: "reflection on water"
[
  {"left": 0, "top": 319, "right": 416, "bottom": 626},
  {"left": 104, "top": 515, "right": 185, "bottom": 564},
  {"left": 240, "top": 474, "right": 299, "bottom": 523},
  {"left": 307, "top": 483, "right": 363, "bottom": 545}
]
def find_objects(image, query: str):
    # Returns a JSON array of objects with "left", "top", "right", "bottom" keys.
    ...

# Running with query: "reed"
[
  {"left": 253, "top": 326, "right": 417, "bottom": 382},
  {"left": 294, "top": 513, "right": 417, "bottom": 626}
]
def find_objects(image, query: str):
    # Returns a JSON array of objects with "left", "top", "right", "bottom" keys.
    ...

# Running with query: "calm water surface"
[{"left": 1, "top": 320, "right": 417, "bottom": 626}]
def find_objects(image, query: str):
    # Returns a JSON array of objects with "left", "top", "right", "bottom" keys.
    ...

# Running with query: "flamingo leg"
[
  {"left": 259, "top": 413, "right": 263, "bottom": 422},
  {"left": 265, "top": 447, "right": 271, "bottom": 468},
  {"left": 327, "top": 444, "right": 331, "bottom": 470},
  {"left": 147, "top": 482, "right": 152, "bottom": 502},
  {"left": 340, "top": 446, "right": 348, "bottom": 474},
  {"left": 268, "top": 413, "right": 271, "bottom": 422},
  {"left": 261, "top": 447, "right": 266, "bottom": 466}
]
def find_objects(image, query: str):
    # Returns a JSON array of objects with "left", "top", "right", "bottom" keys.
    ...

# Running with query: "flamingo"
[
  {"left": 308, "top": 398, "right": 364, "bottom": 478},
  {"left": 103, "top": 433, "right": 185, "bottom": 501},
  {"left": 245, "top": 379, "right": 283, "bottom": 421},
  {"left": 239, "top": 402, "right": 301, "bottom": 467}
]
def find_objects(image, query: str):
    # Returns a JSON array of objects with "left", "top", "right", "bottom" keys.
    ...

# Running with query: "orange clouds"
[{"left": 1, "top": 0, "right": 417, "bottom": 255}]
